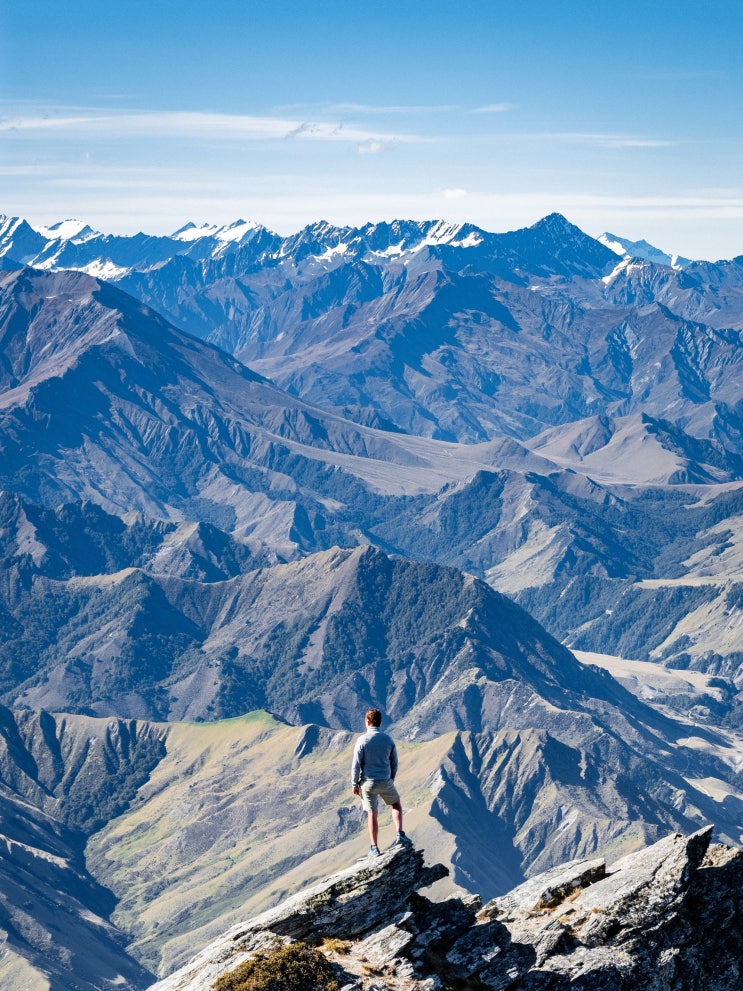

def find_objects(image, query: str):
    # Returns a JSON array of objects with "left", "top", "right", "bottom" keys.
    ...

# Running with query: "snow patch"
[
  {"left": 597, "top": 235, "right": 627, "bottom": 257},
  {"left": 602, "top": 259, "right": 635, "bottom": 284},
  {"left": 313, "top": 242, "right": 349, "bottom": 263},
  {"left": 34, "top": 219, "right": 98, "bottom": 242},
  {"left": 214, "top": 220, "right": 262, "bottom": 242},
  {"left": 171, "top": 220, "right": 261, "bottom": 243},
  {"left": 171, "top": 222, "right": 209, "bottom": 241},
  {"left": 450, "top": 231, "right": 483, "bottom": 248},
  {"left": 0, "top": 216, "right": 23, "bottom": 238},
  {"left": 79, "top": 259, "right": 131, "bottom": 280},
  {"left": 374, "top": 241, "right": 406, "bottom": 258},
  {"left": 422, "top": 220, "right": 464, "bottom": 246},
  {"left": 598, "top": 231, "right": 693, "bottom": 269}
]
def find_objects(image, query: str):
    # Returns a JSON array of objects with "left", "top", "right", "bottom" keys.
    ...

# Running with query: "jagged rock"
[
  {"left": 149, "top": 826, "right": 743, "bottom": 991},
  {"left": 150, "top": 844, "right": 447, "bottom": 991},
  {"left": 482, "top": 856, "right": 606, "bottom": 919},
  {"left": 351, "top": 918, "right": 417, "bottom": 967},
  {"left": 558, "top": 825, "right": 711, "bottom": 946}
]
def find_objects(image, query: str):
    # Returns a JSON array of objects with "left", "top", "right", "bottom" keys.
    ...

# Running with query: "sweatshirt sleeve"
[
  {"left": 389, "top": 741, "right": 398, "bottom": 780},
  {"left": 351, "top": 739, "right": 364, "bottom": 787}
]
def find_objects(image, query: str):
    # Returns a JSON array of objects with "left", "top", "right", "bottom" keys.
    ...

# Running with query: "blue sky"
[{"left": 1, "top": 0, "right": 742, "bottom": 259}]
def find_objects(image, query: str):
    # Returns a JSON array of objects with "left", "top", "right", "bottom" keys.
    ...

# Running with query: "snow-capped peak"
[
  {"left": 171, "top": 222, "right": 220, "bottom": 242},
  {"left": 598, "top": 232, "right": 692, "bottom": 270},
  {"left": 171, "top": 220, "right": 262, "bottom": 244},
  {"left": 0, "top": 216, "right": 25, "bottom": 238},
  {"left": 423, "top": 220, "right": 465, "bottom": 245},
  {"left": 33, "top": 219, "right": 99, "bottom": 243},
  {"left": 213, "top": 220, "right": 263, "bottom": 243},
  {"left": 419, "top": 220, "right": 484, "bottom": 250}
]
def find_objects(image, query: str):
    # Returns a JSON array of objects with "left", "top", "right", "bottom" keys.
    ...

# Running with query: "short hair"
[{"left": 366, "top": 708, "right": 382, "bottom": 727}]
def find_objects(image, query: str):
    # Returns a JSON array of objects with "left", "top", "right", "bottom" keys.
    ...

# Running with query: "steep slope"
[
  {"left": 0, "top": 706, "right": 164, "bottom": 990},
  {"left": 0, "top": 265, "right": 499, "bottom": 540},
  {"left": 4, "top": 487, "right": 737, "bottom": 738},
  {"left": 2, "top": 706, "right": 742, "bottom": 985},
  {"left": 0, "top": 530, "right": 615, "bottom": 722},
  {"left": 0, "top": 264, "right": 742, "bottom": 692},
  {"left": 0, "top": 787, "right": 154, "bottom": 991},
  {"left": 2, "top": 479, "right": 741, "bottom": 724},
  {"left": 1, "top": 264, "right": 597, "bottom": 506}
]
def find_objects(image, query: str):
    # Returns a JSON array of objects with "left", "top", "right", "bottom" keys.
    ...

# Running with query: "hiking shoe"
[
  {"left": 394, "top": 832, "right": 412, "bottom": 847},
  {"left": 369, "top": 844, "right": 381, "bottom": 857}
]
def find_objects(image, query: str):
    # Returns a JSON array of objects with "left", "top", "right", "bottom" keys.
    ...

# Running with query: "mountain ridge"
[
  {"left": 2, "top": 212, "right": 740, "bottom": 451},
  {"left": 0, "top": 264, "right": 740, "bottom": 691}
]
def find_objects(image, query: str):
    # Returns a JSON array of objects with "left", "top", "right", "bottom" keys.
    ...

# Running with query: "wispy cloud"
[
  {"left": 357, "top": 138, "right": 398, "bottom": 155},
  {"left": 576, "top": 133, "right": 672, "bottom": 149},
  {"left": 285, "top": 102, "right": 460, "bottom": 116},
  {"left": 0, "top": 109, "right": 419, "bottom": 147},
  {"left": 470, "top": 103, "right": 513, "bottom": 114}
]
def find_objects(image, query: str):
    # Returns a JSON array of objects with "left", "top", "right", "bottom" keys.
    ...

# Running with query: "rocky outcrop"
[
  {"left": 149, "top": 843, "right": 447, "bottom": 991},
  {"left": 150, "top": 826, "right": 743, "bottom": 991}
]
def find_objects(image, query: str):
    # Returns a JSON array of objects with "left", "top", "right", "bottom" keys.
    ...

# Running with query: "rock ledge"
[{"left": 151, "top": 827, "right": 743, "bottom": 991}]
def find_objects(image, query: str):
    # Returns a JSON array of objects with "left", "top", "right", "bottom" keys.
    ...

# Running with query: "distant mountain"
[
  {"left": 0, "top": 265, "right": 461, "bottom": 541},
  {"left": 598, "top": 230, "right": 693, "bottom": 269},
  {"left": 1, "top": 212, "right": 739, "bottom": 454},
  {"left": 0, "top": 499, "right": 617, "bottom": 724},
  {"left": 0, "top": 264, "right": 741, "bottom": 686}
]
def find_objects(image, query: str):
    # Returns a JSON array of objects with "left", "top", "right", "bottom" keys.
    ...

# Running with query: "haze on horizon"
[{"left": 1, "top": 0, "right": 742, "bottom": 261}]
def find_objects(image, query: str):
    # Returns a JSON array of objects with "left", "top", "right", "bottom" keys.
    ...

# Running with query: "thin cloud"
[
  {"left": 285, "top": 121, "right": 321, "bottom": 139},
  {"left": 331, "top": 102, "right": 460, "bottom": 115},
  {"left": 0, "top": 109, "right": 419, "bottom": 146},
  {"left": 471, "top": 103, "right": 513, "bottom": 114},
  {"left": 357, "top": 138, "right": 397, "bottom": 155},
  {"left": 582, "top": 134, "right": 673, "bottom": 149},
  {"left": 283, "top": 102, "right": 460, "bottom": 116}
]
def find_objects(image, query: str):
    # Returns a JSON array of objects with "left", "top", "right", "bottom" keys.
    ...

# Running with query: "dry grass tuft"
[{"left": 212, "top": 941, "right": 340, "bottom": 991}]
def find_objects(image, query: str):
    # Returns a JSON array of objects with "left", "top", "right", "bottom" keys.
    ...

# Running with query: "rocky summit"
[{"left": 150, "top": 826, "right": 742, "bottom": 991}]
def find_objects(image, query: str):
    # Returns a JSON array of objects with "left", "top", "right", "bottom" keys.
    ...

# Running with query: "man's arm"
[
  {"left": 351, "top": 739, "right": 364, "bottom": 791},
  {"left": 390, "top": 741, "right": 398, "bottom": 780}
]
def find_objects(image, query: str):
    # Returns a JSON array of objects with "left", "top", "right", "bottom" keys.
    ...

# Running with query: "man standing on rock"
[{"left": 351, "top": 707, "right": 410, "bottom": 856}]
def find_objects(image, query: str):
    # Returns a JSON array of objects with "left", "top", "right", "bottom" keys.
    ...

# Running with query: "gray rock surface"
[
  {"left": 148, "top": 826, "right": 743, "bottom": 991},
  {"left": 150, "top": 844, "right": 446, "bottom": 991}
]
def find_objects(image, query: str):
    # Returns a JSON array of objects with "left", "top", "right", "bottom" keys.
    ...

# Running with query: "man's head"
[{"left": 366, "top": 708, "right": 382, "bottom": 727}]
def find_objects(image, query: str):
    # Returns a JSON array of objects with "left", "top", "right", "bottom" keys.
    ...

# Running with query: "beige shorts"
[{"left": 360, "top": 778, "right": 400, "bottom": 813}]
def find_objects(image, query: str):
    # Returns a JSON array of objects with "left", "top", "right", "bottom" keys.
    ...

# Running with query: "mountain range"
[
  {"left": 0, "top": 212, "right": 741, "bottom": 990},
  {"left": 2, "top": 213, "right": 741, "bottom": 447},
  {"left": 0, "top": 238, "right": 740, "bottom": 693}
]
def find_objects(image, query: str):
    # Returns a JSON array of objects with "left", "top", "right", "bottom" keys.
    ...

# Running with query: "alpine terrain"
[{"left": 0, "top": 213, "right": 741, "bottom": 990}]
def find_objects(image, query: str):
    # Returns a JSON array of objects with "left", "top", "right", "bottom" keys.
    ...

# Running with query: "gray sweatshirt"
[{"left": 351, "top": 726, "right": 398, "bottom": 786}]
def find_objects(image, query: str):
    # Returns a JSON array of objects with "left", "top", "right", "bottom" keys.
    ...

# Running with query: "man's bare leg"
[
  {"left": 392, "top": 801, "right": 403, "bottom": 834},
  {"left": 368, "top": 810, "right": 379, "bottom": 846}
]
